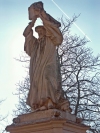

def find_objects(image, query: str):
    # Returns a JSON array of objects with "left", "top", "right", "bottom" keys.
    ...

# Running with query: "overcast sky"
[{"left": 0, "top": 0, "right": 100, "bottom": 130}]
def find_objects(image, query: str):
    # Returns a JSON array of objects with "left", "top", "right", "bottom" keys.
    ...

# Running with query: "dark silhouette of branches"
[{"left": 0, "top": 100, "right": 8, "bottom": 133}]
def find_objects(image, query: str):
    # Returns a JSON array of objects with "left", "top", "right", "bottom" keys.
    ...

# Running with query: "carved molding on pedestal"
[{"left": 6, "top": 109, "right": 90, "bottom": 133}]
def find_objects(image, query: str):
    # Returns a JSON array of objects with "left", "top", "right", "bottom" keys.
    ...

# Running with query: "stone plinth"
[{"left": 6, "top": 109, "right": 89, "bottom": 133}]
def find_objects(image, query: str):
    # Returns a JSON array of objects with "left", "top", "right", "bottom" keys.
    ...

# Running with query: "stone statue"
[
  {"left": 23, "top": 1, "right": 71, "bottom": 112},
  {"left": 5, "top": 2, "right": 89, "bottom": 133}
]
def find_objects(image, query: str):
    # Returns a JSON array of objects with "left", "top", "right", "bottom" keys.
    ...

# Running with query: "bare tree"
[
  {"left": 13, "top": 16, "right": 100, "bottom": 133},
  {"left": 0, "top": 100, "right": 8, "bottom": 133},
  {"left": 14, "top": 75, "right": 30, "bottom": 115}
]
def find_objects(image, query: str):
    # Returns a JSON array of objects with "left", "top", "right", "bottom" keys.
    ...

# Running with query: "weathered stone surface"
[
  {"left": 6, "top": 2, "right": 90, "bottom": 133},
  {"left": 23, "top": 1, "right": 71, "bottom": 112},
  {"left": 13, "top": 109, "right": 76, "bottom": 124},
  {"left": 6, "top": 118, "right": 89, "bottom": 133},
  {"left": 6, "top": 109, "right": 89, "bottom": 133}
]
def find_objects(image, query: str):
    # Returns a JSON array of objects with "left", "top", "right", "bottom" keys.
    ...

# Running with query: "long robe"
[{"left": 24, "top": 17, "right": 63, "bottom": 108}]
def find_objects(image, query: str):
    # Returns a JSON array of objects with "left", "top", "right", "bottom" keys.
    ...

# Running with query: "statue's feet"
[
  {"left": 48, "top": 104, "right": 54, "bottom": 109},
  {"left": 47, "top": 99, "right": 54, "bottom": 109},
  {"left": 32, "top": 104, "right": 40, "bottom": 112},
  {"left": 31, "top": 107, "right": 40, "bottom": 112},
  {"left": 39, "top": 106, "right": 47, "bottom": 111}
]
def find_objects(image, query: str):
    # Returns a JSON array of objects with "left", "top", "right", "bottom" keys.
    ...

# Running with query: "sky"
[{"left": 0, "top": 0, "right": 100, "bottom": 130}]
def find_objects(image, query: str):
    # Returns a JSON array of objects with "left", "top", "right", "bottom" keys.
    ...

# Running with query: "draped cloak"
[{"left": 24, "top": 17, "right": 63, "bottom": 108}]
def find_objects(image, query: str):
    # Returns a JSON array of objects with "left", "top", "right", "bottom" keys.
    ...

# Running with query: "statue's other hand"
[
  {"left": 33, "top": 8, "right": 41, "bottom": 18},
  {"left": 38, "top": 10, "right": 47, "bottom": 20},
  {"left": 32, "top": 16, "right": 37, "bottom": 23},
  {"left": 28, "top": 16, "right": 37, "bottom": 27}
]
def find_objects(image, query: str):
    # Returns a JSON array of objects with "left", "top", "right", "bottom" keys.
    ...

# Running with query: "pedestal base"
[{"left": 6, "top": 109, "right": 89, "bottom": 133}]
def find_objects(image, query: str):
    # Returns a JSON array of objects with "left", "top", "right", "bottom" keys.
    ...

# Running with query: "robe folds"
[{"left": 24, "top": 17, "right": 63, "bottom": 108}]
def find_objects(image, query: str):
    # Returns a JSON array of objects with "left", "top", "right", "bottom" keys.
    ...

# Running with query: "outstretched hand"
[
  {"left": 33, "top": 8, "right": 41, "bottom": 18},
  {"left": 23, "top": 16, "right": 36, "bottom": 37},
  {"left": 29, "top": 16, "right": 37, "bottom": 27}
]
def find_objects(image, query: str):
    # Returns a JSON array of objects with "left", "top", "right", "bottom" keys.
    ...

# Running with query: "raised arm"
[
  {"left": 39, "top": 10, "right": 63, "bottom": 46},
  {"left": 23, "top": 17, "right": 37, "bottom": 56},
  {"left": 27, "top": 1, "right": 63, "bottom": 46},
  {"left": 23, "top": 16, "right": 37, "bottom": 37}
]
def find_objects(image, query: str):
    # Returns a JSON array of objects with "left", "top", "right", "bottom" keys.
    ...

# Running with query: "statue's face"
[{"left": 36, "top": 28, "right": 46, "bottom": 39}]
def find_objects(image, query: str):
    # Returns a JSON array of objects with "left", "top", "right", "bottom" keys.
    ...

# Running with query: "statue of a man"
[{"left": 23, "top": 2, "right": 71, "bottom": 112}]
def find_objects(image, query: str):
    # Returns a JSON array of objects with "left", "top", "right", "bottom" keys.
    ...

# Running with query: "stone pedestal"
[{"left": 6, "top": 109, "right": 89, "bottom": 133}]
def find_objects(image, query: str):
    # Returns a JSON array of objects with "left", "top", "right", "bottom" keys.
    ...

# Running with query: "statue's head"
[{"left": 35, "top": 25, "right": 46, "bottom": 39}]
